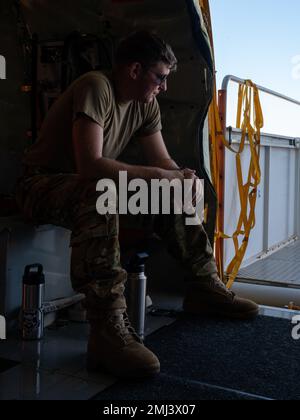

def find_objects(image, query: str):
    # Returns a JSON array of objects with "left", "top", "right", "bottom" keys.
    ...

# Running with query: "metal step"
[{"left": 238, "top": 239, "right": 300, "bottom": 288}]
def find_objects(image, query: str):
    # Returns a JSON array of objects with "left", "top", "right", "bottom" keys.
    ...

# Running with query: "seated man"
[{"left": 16, "top": 31, "right": 259, "bottom": 379}]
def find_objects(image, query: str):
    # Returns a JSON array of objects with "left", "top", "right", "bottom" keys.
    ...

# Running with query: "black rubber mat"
[
  {"left": 0, "top": 358, "right": 19, "bottom": 374},
  {"left": 94, "top": 373, "right": 265, "bottom": 401},
  {"left": 94, "top": 315, "right": 300, "bottom": 401}
]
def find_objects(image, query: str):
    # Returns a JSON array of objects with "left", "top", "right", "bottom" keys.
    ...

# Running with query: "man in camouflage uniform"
[{"left": 16, "top": 31, "right": 258, "bottom": 379}]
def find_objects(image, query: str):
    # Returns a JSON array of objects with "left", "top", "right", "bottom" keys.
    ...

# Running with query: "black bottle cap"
[
  {"left": 126, "top": 253, "right": 149, "bottom": 274},
  {"left": 23, "top": 264, "right": 45, "bottom": 285}
]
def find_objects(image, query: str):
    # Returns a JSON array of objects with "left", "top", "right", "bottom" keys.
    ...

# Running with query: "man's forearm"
[
  {"left": 149, "top": 158, "right": 180, "bottom": 171},
  {"left": 80, "top": 157, "right": 163, "bottom": 182}
]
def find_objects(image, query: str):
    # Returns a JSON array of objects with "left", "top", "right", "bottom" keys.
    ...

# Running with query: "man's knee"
[{"left": 74, "top": 179, "right": 119, "bottom": 232}]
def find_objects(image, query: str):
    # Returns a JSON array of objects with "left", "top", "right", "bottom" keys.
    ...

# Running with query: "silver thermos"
[
  {"left": 126, "top": 253, "right": 148, "bottom": 340},
  {"left": 22, "top": 264, "right": 45, "bottom": 341}
]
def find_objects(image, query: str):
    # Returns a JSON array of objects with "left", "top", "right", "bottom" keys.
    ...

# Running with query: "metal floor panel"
[
  {"left": 0, "top": 292, "right": 179, "bottom": 401},
  {"left": 238, "top": 240, "right": 300, "bottom": 287}
]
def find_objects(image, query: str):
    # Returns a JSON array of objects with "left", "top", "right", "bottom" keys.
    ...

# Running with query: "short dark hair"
[{"left": 115, "top": 31, "right": 177, "bottom": 71}]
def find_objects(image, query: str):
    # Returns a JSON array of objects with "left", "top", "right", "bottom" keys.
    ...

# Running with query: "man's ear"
[{"left": 129, "top": 62, "right": 143, "bottom": 80}]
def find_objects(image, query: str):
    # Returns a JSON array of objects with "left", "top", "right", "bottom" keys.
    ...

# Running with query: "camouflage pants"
[{"left": 15, "top": 172, "right": 218, "bottom": 299}]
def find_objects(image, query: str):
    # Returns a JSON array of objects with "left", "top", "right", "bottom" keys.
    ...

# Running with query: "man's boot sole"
[
  {"left": 86, "top": 358, "right": 160, "bottom": 379},
  {"left": 183, "top": 303, "right": 260, "bottom": 320}
]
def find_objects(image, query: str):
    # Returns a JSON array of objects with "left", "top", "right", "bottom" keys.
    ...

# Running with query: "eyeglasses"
[{"left": 148, "top": 70, "right": 169, "bottom": 86}]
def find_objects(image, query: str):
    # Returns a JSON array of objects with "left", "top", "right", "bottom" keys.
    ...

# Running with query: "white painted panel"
[
  {"left": 224, "top": 145, "right": 265, "bottom": 267},
  {"left": 288, "top": 151, "right": 297, "bottom": 238},
  {"left": 268, "top": 148, "right": 295, "bottom": 247},
  {"left": 224, "top": 137, "right": 299, "bottom": 269}
]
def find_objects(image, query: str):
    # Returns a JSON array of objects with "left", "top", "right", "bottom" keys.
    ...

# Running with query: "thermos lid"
[
  {"left": 129, "top": 263, "right": 145, "bottom": 274},
  {"left": 126, "top": 252, "right": 149, "bottom": 274},
  {"left": 23, "top": 264, "right": 45, "bottom": 285}
]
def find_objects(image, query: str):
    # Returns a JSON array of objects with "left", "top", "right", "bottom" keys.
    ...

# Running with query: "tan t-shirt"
[{"left": 23, "top": 71, "right": 162, "bottom": 173}]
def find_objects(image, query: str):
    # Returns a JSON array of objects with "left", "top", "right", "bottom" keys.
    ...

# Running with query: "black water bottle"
[{"left": 22, "top": 264, "right": 45, "bottom": 341}]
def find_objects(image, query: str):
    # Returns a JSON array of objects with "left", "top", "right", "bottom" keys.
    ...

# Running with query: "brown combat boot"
[
  {"left": 183, "top": 274, "right": 259, "bottom": 320},
  {"left": 85, "top": 282, "right": 160, "bottom": 379}
]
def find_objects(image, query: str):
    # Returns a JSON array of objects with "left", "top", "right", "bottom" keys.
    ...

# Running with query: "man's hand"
[
  {"left": 181, "top": 169, "right": 200, "bottom": 206},
  {"left": 158, "top": 168, "right": 200, "bottom": 206},
  {"left": 157, "top": 168, "right": 184, "bottom": 182}
]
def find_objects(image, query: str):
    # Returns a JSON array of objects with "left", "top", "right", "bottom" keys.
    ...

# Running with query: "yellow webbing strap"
[{"left": 209, "top": 81, "right": 264, "bottom": 288}]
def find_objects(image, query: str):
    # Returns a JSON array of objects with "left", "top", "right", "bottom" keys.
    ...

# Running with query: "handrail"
[{"left": 222, "top": 75, "right": 300, "bottom": 108}]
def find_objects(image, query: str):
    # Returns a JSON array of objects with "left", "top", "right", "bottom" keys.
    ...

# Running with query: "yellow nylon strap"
[{"left": 209, "top": 80, "right": 264, "bottom": 289}]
